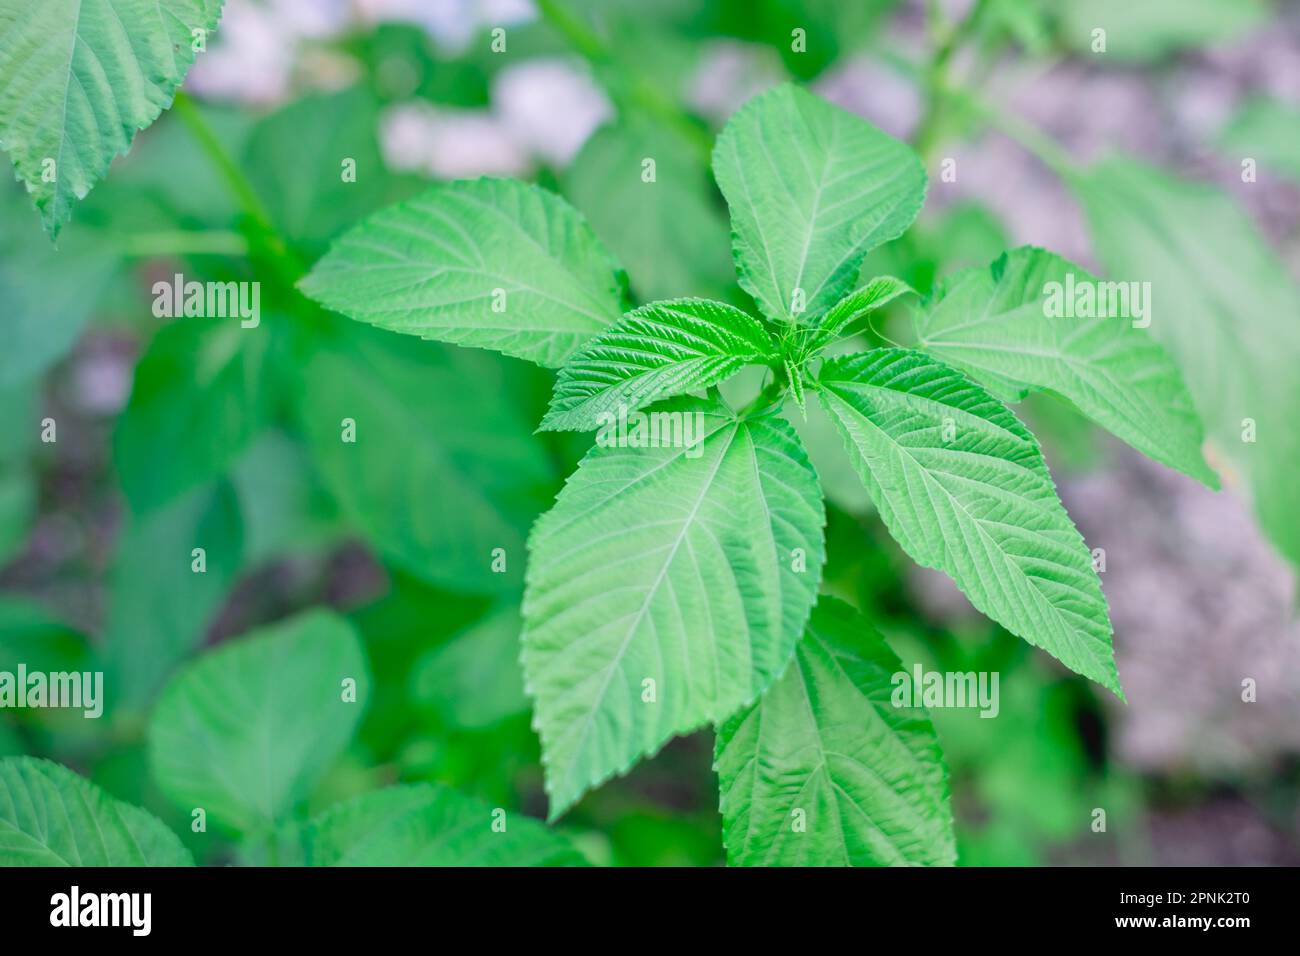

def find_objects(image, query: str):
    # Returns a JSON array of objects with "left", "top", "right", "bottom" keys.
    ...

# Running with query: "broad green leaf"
[
  {"left": 0, "top": 0, "right": 226, "bottom": 237},
  {"left": 0, "top": 757, "right": 191, "bottom": 866},
  {"left": 103, "top": 480, "right": 244, "bottom": 714},
  {"left": 1219, "top": 97, "right": 1300, "bottom": 186},
  {"left": 297, "top": 321, "right": 556, "bottom": 594},
  {"left": 1071, "top": 158, "right": 1300, "bottom": 566},
  {"left": 715, "top": 597, "right": 956, "bottom": 866},
  {"left": 244, "top": 86, "right": 396, "bottom": 259},
  {"left": 307, "top": 784, "right": 587, "bottom": 866},
  {"left": 411, "top": 606, "right": 528, "bottom": 729},
  {"left": 914, "top": 247, "right": 1216, "bottom": 486},
  {"left": 0, "top": 186, "right": 117, "bottom": 387},
  {"left": 1050, "top": 0, "right": 1267, "bottom": 61},
  {"left": 712, "top": 84, "right": 926, "bottom": 325},
  {"left": 541, "top": 298, "right": 776, "bottom": 432},
  {"left": 794, "top": 275, "right": 915, "bottom": 361},
  {"left": 816, "top": 349, "right": 1120, "bottom": 694},
  {"left": 148, "top": 609, "right": 368, "bottom": 835},
  {"left": 115, "top": 317, "right": 271, "bottom": 514},
  {"left": 523, "top": 395, "right": 826, "bottom": 819},
  {"left": 0, "top": 598, "right": 89, "bottom": 676},
  {"left": 230, "top": 430, "right": 344, "bottom": 566},
  {"left": 298, "top": 178, "right": 630, "bottom": 367},
  {"left": 563, "top": 116, "right": 735, "bottom": 304}
]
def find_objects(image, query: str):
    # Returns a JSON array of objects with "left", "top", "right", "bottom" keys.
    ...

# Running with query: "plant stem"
[{"left": 915, "top": 0, "right": 992, "bottom": 159}]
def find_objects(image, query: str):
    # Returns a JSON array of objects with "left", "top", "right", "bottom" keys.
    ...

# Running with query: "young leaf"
[
  {"left": 795, "top": 275, "right": 916, "bottom": 361},
  {"left": 0, "top": 0, "right": 226, "bottom": 237},
  {"left": 298, "top": 178, "right": 630, "bottom": 367},
  {"left": 0, "top": 757, "right": 192, "bottom": 866},
  {"left": 712, "top": 84, "right": 926, "bottom": 325},
  {"left": 913, "top": 246, "right": 1216, "bottom": 486},
  {"left": 816, "top": 349, "right": 1120, "bottom": 695},
  {"left": 307, "top": 784, "right": 587, "bottom": 866},
  {"left": 115, "top": 317, "right": 272, "bottom": 515},
  {"left": 148, "top": 608, "right": 369, "bottom": 835},
  {"left": 1071, "top": 158, "right": 1300, "bottom": 566},
  {"left": 296, "top": 321, "right": 556, "bottom": 594},
  {"left": 523, "top": 395, "right": 826, "bottom": 819},
  {"left": 715, "top": 597, "right": 956, "bottom": 867},
  {"left": 540, "top": 298, "right": 776, "bottom": 432}
]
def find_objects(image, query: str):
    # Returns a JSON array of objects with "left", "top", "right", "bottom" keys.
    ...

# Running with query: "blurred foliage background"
[{"left": 2, "top": 0, "right": 1299, "bottom": 865}]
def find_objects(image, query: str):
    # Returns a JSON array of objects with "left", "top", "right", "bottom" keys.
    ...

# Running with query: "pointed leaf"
[
  {"left": 715, "top": 597, "right": 956, "bottom": 866},
  {"left": 796, "top": 274, "right": 916, "bottom": 361},
  {"left": 816, "top": 349, "right": 1120, "bottom": 695},
  {"left": 914, "top": 246, "right": 1216, "bottom": 486},
  {"left": 712, "top": 84, "right": 926, "bottom": 324},
  {"left": 307, "top": 784, "right": 587, "bottom": 866},
  {"left": 148, "top": 609, "right": 368, "bottom": 835},
  {"left": 541, "top": 298, "right": 776, "bottom": 432},
  {"left": 0, "top": 758, "right": 191, "bottom": 866},
  {"left": 523, "top": 395, "right": 826, "bottom": 818},
  {"left": 0, "top": 0, "right": 226, "bottom": 237},
  {"left": 298, "top": 178, "right": 630, "bottom": 367}
]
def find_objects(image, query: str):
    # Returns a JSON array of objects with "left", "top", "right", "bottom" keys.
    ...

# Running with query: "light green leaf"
[
  {"left": 564, "top": 115, "right": 735, "bottom": 304},
  {"left": 712, "top": 83, "right": 926, "bottom": 325},
  {"left": 0, "top": 757, "right": 192, "bottom": 866},
  {"left": 103, "top": 479, "right": 244, "bottom": 714},
  {"left": 541, "top": 298, "right": 776, "bottom": 432},
  {"left": 795, "top": 275, "right": 916, "bottom": 361},
  {"left": 1219, "top": 96, "right": 1300, "bottom": 186},
  {"left": 148, "top": 608, "right": 368, "bottom": 835},
  {"left": 298, "top": 178, "right": 630, "bottom": 367},
  {"left": 115, "top": 317, "right": 271, "bottom": 514},
  {"left": 296, "top": 321, "right": 556, "bottom": 594},
  {"left": 411, "top": 606, "right": 528, "bottom": 729},
  {"left": 523, "top": 395, "right": 826, "bottom": 819},
  {"left": 914, "top": 246, "right": 1215, "bottom": 486},
  {"left": 1051, "top": 0, "right": 1267, "bottom": 61},
  {"left": 0, "top": 0, "right": 226, "bottom": 237},
  {"left": 715, "top": 597, "right": 956, "bottom": 866},
  {"left": 816, "top": 349, "right": 1120, "bottom": 695},
  {"left": 1071, "top": 158, "right": 1300, "bottom": 566},
  {"left": 307, "top": 783, "right": 587, "bottom": 866}
]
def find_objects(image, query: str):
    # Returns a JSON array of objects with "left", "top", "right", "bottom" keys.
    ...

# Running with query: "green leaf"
[
  {"left": 0, "top": 382, "right": 35, "bottom": 563},
  {"left": 1070, "top": 158, "right": 1300, "bottom": 566},
  {"left": 1051, "top": 0, "right": 1267, "bottom": 61},
  {"left": 563, "top": 115, "right": 735, "bottom": 304},
  {"left": 0, "top": 0, "right": 226, "bottom": 237},
  {"left": 0, "top": 598, "right": 89, "bottom": 676},
  {"left": 523, "top": 395, "right": 826, "bottom": 819},
  {"left": 541, "top": 298, "right": 776, "bottom": 432},
  {"left": 307, "top": 783, "right": 587, "bottom": 866},
  {"left": 715, "top": 597, "right": 956, "bottom": 866},
  {"left": 411, "top": 606, "right": 529, "bottom": 730},
  {"left": 0, "top": 757, "right": 192, "bottom": 865},
  {"left": 298, "top": 178, "right": 630, "bottom": 367},
  {"left": 816, "top": 349, "right": 1120, "bottom": 695},
  {"left": 115, "top": 317, "right": 271, "bottom": 514},
  {"left": 296, "top": 321, "right": 557, "bottom": 594},
  {"left": 103, "top": 480, "right": 244, "bottom": 713},
  {"left": 795, "top": 275, "right": 916, "bottom": 361},
  {"left": 1219, "top": 96, "right": 1300, "bottom": 186},
  {"left": 0, "top": 186, "right": 118, "bottom": 387},
  {"left": 148, "top": 608, "right": 368, "bottom": 835},
  {"left": 244, "top": 86, "right": 394, "bottom": 259},
  {"left": 914, "top": 246, "right": 1216, "bottom": 486},
  {"left": 712, "top": 84, "right": 926, "bottom": 325}
]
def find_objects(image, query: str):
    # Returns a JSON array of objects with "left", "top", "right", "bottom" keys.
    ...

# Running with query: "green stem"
[{"left": 915, "top": 0, "right": 992, "bottom": 159}]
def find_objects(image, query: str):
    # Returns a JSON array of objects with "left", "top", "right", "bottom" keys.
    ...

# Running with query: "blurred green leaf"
[
  {"left": 149, "top": 608, "right": 368, "bottom": 836},
  {"left": 0, "top": 757, "right": 191, "bottom": 865},
  {"left": 1048, "top": 0, "right": 1267, "bottom": 61},
  {"left": 1072, "top": 158, "right": 1300, "bottom": 566},
  {"left": 411, "top": 605, "right": 528, "bottom": 730},
  {"left": 1219, "top": 96, "right": 1300, "bottom": 185},
  {"left": 307, "top": 783, "right": 587, "bottom": 866}
]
